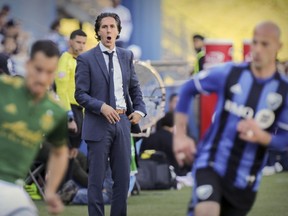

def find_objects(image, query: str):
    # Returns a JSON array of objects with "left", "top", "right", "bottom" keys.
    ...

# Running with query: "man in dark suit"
[{"left": 75, "top": 13, "right": 146, "bottom": 216}]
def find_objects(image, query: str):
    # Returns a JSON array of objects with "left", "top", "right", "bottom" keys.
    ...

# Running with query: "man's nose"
[
  {"left": 252, "top": 44, "right": 261, "bottom": 54},
  {"left": 38, "top": 71, "right": 49, "bottom": 83}
]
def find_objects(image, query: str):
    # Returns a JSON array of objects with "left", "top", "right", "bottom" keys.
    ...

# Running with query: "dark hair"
[
  {"left": 5, "top": 19, "right": 17, "bottom": 27},
  {"left": 94, "top": 12, "right": 122, "bottom": 41},
  {"left": 169, "top": 93, "right": 178, "bottom": 102},
  {"left": 193, "top": 34, "right": 205, "bottom": 41},
  {"left": 70, "top": 29, "right": 87, "bottom": 39},
  {"left": 50, "top": 19, "right": 60, "bottom": 31},
  {"left": 2, "top": 4, "right": 10, "bottom": 12},
  {"left": 30, "top": 40, "right": 60, "bottom": 59},
  {"left": 162, "top": 112, "right": 174, "bottom": 127}
]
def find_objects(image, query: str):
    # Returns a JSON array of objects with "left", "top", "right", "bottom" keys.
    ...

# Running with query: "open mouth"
[{"left": 107, "top": 36, "right": 112, "bottom": 40}]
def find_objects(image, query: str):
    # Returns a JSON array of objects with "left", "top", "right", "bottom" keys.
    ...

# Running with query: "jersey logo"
[
  {"left": 267, "top": 93, "right": 282, "bottom": 111},
  {"left": 255, "top": 109, "right": 275, "bottom": 129},
  {"left": 39, "top": 110, "right": 54, "bottom": 131},
  {"left": 58, "top": 71, "right": 66, "bottom": 78},
  {"left": 196, "top": 184, "right": 213, "bottom": 200},
  {"left": 4, "top": 103, "right": 17, "bottom": 115},
  {"left": 230, "top": 83, "right": 242, "bottom": 94}
]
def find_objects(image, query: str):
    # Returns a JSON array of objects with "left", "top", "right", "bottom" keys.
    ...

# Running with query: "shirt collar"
[{"left": 99, "top": 42, "right": 116, "bottom": 54}]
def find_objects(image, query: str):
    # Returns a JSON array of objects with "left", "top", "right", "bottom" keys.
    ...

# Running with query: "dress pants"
[{"left": 86, "top": 114, "right": 131, "bottom": 216}]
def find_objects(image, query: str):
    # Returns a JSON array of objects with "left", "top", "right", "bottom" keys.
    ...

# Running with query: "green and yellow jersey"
[
  {"left": 55, "top": 51, "right": 78, "bottom": 111},
  {"left": 0, "top": 75, "right": 67, "bottom": 184}
]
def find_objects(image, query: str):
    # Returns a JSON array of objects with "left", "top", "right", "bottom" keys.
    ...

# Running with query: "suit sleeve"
[
  {"left": 75, "top": 54, "right": 104, "bottom": 114},
  {"left": 128, "top": 51, "right": 146, "bottom": 115}
]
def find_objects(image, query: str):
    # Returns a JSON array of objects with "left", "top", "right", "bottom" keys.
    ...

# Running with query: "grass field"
[{"left": 36, "top": 172, "right": 288, "bottom": 216}]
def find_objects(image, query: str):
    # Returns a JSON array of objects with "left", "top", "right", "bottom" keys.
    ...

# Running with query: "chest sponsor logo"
[
  {"left": 224, "top": 99, "right": 275, "bottom": 129},
  {"left": 1, "top": 121, "right": 42, "bottom": 147},
  {"left": 224, "top": 99, "right": 254, "bottom": 119}
]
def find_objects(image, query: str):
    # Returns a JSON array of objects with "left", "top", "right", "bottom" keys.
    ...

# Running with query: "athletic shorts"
[
  {"left": 0, "top": 180, "right": 38, "bottom": 216},
  {"left": 189, "top": 167, "right": 256, "bottom": 216}
]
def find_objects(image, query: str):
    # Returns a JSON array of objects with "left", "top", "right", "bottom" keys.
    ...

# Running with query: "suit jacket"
[{"left": 75, "top": 44, "right": 146, "bottom": 141}]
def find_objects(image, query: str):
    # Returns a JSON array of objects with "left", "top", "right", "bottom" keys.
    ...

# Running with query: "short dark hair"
[
  {"left": 5, "top": 19, "right": 17, "bottom": 27},
  {"left": 30, "top": 40, "right": 60, "bottom": 59},
  {"left": 193, "top": 34, "right": 205, "bottom": 41},
  {"left": 169, "top": 93, "right": 178, "bottom": 102},
  {"left": 50, "top": 19, "right": 60, "bottom": 31},
  {"left": 94, "top": 12, "right": 122, "bottom": 41},
  {"left": 162, "top": 112, "right": 174, "bottom": 127},
  {"left": 1, "top": 4, "right": 10, "bottom": 12},
  {"left": 70, "top": 29, "right": 87, "bottom": 39}
]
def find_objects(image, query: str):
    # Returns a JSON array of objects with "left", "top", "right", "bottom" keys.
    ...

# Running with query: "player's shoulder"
[
  {"left": 0, "top": 74, "right": 24, "bottom": 89},
  {"left": 278, "top": 72, "right": 288, "bottom": 84},
  {"left": 209, "top": 62, "right": 248, "bottom": 76},
  {"left": 211, "top": 61, "right": 246, "bottom": 70},
  {"left": 45, "top": 92, "right": 67, "bottom": 115},
  {"left": 79, "top": 47, "right": 96, "bottom": 58},
  {"left": 59, "top": 51, "right": 72, "bottom": 62},
  {"left": 116, "top": 47, "right": 133, "bottom": 58}
]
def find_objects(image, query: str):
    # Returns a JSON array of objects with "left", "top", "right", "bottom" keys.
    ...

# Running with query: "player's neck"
[
  {"left": 163, "top": 126, "right": 174, "bottom": 133},
  {"left": 68, "top": 48, "right": 77, "bottom": 58},
  {"left": 251, "top": 63, "right": 277, "bottom": 79}
]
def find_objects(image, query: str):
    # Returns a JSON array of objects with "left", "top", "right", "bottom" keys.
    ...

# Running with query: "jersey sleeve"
[
  {"left": 176, "top": 63, "right": 233, "bottom": 114},
  {"left": 269, "top": 95, "right": 288, "bottom": 150},
  {"left": 55, "top": 54, "right": 72, "bottom": 111},
  {"left": 46, "top": 112, "right": 68, "bottom": 148}
]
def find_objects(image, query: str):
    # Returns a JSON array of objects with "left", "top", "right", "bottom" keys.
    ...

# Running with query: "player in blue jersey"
[{"left": 174, "top": 21, "right": 288, "bottom": 216}]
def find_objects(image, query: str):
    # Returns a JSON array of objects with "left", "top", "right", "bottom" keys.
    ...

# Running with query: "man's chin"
[
  {"left": 252, "top": 63, "right": 264, "bottom": 71},
  {"left": 29, "top": 87, "right": 46, "bottom": 99}
]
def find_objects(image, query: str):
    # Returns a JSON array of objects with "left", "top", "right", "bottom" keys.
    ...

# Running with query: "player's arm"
[
  {"left": 45, "top": 113, "right": 69, "bottom": 214},
  {"left": 174, "top": 65, "right": 229, "bottom": 166},
  {"left": 45, "top": 144, "right": 68, "bottom": 214},
  {"left": 174, "top": 112, "right": 197, "bottom": 166},
  {"left": 128, "top": 51, "right": 146, "bottom": 124}
]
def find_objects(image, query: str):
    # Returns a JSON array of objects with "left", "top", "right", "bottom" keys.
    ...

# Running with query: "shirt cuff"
[
  {"left": 67, "top": 110, "right": 74, "bottom": 118},
  {"left": 135, "top": 110, "right": 145, "bottom": 117}
]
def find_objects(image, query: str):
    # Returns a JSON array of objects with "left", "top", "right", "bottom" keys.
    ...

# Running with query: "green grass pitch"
[{"left": 35, "top": 172, "right": 288, "bottom": 216}]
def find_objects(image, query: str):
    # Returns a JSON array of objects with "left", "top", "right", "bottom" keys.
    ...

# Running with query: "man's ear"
[{"left": 278, "top": 42, "right": 283, "bottom": 51}]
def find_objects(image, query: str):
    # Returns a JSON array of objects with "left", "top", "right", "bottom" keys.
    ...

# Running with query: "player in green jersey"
[{"left": 0, "top": 40, "right": 69, "bottom": 215}]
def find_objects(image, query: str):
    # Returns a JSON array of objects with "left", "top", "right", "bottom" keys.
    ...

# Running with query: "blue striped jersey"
[{"left": 176, "top": 62, "right": 288, "bottom": 191}]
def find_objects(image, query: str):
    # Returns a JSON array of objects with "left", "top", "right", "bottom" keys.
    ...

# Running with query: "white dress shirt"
[
  {"left": 99, "top": 42, "right": 144, "bottom": 117},
  {"left": 100, "top": 42, "right": 126, "bottom": 109}
]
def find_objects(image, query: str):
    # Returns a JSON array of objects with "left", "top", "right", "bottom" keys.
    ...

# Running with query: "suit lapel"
[
  {"left": 117, "top": 48, "right": 128, "bottom": 93},
  {"left": 94, "top": 45, "right": 109, "bottom": 84}
]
